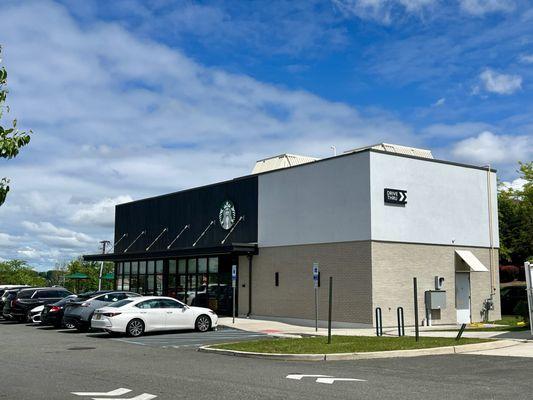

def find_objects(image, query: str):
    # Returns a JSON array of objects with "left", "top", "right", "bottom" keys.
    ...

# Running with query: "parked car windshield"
[{"left": 108, "top": 299, "right": 134, "bottom": 308}]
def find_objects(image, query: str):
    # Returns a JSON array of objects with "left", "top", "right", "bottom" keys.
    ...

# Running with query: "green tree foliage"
[
  {"left": 0, "top": 260, "right": 46, "bottom": 286},
  {"left": 498, "top": 162, "right": 533, "bottom": 265},
  {"left": 0, "top": 46, "right": 32, "bottom": 206},
  {"left": 61, "top": 258, "right": 114, "bottom": 293}
]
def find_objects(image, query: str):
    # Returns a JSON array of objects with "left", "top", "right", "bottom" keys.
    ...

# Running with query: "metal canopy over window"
[{"left": 455, "top": 250, "right": 489, "bottom": 272}]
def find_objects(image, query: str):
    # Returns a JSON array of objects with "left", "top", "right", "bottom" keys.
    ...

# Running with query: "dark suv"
[
  {"left": 0, "top": 287, "right": 30, "bottom": 319},
  {"left": 9, "top": 287, "right": 73, "bottom": 322}
]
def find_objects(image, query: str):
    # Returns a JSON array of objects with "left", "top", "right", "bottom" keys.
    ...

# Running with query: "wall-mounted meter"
[{"left": 435, "top": 276, "right": 445, "bottom": 290}]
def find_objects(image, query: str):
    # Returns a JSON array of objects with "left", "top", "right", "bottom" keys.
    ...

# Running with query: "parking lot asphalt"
[
  {"left": 111, "top": 326, "right": 269, "bottom": 348},
  {"left": 1, "top": 319, "right": 533, "bottom": 400}
]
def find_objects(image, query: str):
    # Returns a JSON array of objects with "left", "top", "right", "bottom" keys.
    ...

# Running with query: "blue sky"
[{"left": 0, "top": 0, "right": 531, "bottom": 269}]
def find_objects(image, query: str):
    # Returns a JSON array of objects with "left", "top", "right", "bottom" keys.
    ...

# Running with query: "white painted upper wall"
[
  {"left": 369, "top": 152, "right": 499, "bottom": 248},
  {"left": 258, "top": 152, "right": 371, "bottom": 247}
]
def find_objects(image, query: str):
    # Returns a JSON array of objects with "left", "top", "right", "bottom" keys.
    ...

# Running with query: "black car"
[
  {"left": 9, "top": 287, "right": 73, "bottom": 322},
  {"left": 41, "top": 292, "right": 97, "bottom": 328},
  {"left": 0, "top": 287, "right": 30, "bottom": 319},
  {"left": 500, "top": 285, "right": 527, "bottom": 315}
]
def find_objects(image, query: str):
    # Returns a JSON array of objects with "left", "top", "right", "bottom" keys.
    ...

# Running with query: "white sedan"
[
  {"left": 30, "top": 305, "right": 44, "bottom": 323},
  {"left": 91, "top": 296, "right": 218, "bottom": 337}
]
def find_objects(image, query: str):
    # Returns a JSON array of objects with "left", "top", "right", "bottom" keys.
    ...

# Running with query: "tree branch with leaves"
[{"left": 0, "top": 45, "right": 32, "bottom": 206}]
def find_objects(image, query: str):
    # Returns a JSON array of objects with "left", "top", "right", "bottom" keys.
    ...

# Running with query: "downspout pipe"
[{"left": 247, "top": 254, "right": 253, "bottom": 317}]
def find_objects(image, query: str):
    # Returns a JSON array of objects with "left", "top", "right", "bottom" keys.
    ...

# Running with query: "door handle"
[{"left": 166, "top": 312, "right": 172, "bottom": 314}]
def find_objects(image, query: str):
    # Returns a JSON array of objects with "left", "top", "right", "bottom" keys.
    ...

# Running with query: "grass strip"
[{"left": 212, "top": 336, "right": 491, "bottom": 354}]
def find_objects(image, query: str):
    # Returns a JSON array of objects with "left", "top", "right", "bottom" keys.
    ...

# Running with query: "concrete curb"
[{"left": 198, "top": 340, "right": 519, "bottom": 361}]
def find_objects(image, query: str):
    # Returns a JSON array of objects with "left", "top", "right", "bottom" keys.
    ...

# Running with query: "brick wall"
[
  {"left": 238, "top": 241, "right": 373, "bottom": 324},
  {"left": 371, "top": 241, "right": 501, "bottom": 327}
]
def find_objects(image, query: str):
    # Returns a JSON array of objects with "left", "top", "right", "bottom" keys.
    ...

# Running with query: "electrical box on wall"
[
  {"left": 425, "top": 290, "right": 446, "bottom": 310},
  {"left": 435, "top": 276, "right": 445, "bottom": 290}
]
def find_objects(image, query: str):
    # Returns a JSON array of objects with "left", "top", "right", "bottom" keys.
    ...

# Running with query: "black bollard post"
[
  {"left": 413, "top": 278, "right": 419, "bottom": 342},
  {"left": 327, "top": 276, "right": 333, "bottom": 345}
]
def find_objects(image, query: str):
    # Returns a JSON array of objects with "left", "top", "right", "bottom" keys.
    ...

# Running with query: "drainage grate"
[{"left": 67, "top": 347, "right": 96, "bottom": 351}]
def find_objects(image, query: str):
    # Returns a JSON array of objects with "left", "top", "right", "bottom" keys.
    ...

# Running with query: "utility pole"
[{"left": 98, "top": 240, "right": 111, "bottom": 291}]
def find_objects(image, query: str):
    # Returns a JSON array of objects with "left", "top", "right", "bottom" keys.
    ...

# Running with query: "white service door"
[{"left": 455, "top": 272, "right": 471, "bottom": 324}]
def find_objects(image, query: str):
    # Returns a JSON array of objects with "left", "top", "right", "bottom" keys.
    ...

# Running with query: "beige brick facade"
[
  {"left": 237, "top": 240, "right": 500, "bottom": 327},
  {"left": 371, "top": 241, "right": 500, "bottom": 327},
  {"left": 238, "top": 241, "right": 373, "bottom": 324}
]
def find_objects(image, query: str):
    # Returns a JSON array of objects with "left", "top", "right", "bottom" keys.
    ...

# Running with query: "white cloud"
[
  {"left": 451, "top": 130, "right": 532, "bottom": 164},
  {"left": 501, "top": 178, "right": 526, "bottom": 191},
  {"left": 21, "top": 221, "right": 95, "bottom": 249},
  {"left": 70, "top": 195, "right": 133, "bottom": 227},
  {"left": 479, "top": 68, "right": 522, "bottom": 95},
  {"left": 0, "top": 233, "right": 21, "bottom": 249},
  {"left": 519, "top": 54, "right": 533, "bottom": 64},
  {"left": 459, "top": 0, "right": 515, "bottom": 15},
  {"left": 0, "top": 0, "right": 419, "bottom": 268},
  {"left": 432, "top": 97, "right": 446, "bottom": 107},
  {"left": 332, "top": 0, "right": 437, "bottom": 24}
]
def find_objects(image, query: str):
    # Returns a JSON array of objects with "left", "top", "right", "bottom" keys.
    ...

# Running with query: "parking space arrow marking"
[
  {"left": 92, "top": 394, "right": 157, "bottom": 400},
  {"left": 72, "top": 388, "right": 132, "bottom": 396},
  {"left": 286, "top": 374, "right": 333, "bottom": 380},
  {"left": 316, "top": 378, "right": 366, "bottom": 384}
]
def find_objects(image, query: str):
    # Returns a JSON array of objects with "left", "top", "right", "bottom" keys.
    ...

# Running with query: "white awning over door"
[{"left": 455, "top": 250, "right": 489, "bottom": 272}]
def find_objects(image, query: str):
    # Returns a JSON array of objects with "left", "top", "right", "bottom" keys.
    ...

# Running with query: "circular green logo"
[{"left": 219, "top": 200, "right": 236, "bottom": 230}]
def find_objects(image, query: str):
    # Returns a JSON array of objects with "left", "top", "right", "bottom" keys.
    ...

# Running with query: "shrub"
[
  {"left": 499, "top": 265, "right": 520, "bottom": 283},
  {"left": 513, "top": 300, "right": 530, "bottom": 323}
]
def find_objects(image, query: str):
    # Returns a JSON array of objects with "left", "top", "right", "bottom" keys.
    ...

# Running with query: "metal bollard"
[
  {"left": 375, "top": 307, "right": 383, "bottom": 337},
  {"left": 397, "top": 307, "right": 405, "bottom": 337}
]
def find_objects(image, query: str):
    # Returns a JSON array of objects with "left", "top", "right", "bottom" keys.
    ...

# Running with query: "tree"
[
  {"left": 498, "top": 162, "right": 533, "bottom": 266},
  {"left": 0, "top": 260, "right": 46, "bottom": 286},
  {"left": 0, "top": 45, "right": 32, "bottom": 206},
  {"left": 62, "top": 258, "right": 114, "bottom": 293}
]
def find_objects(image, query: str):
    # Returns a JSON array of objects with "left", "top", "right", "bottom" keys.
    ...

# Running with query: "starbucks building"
[{"left": 84, "top": 143, "right": 501, "bottom": 327}]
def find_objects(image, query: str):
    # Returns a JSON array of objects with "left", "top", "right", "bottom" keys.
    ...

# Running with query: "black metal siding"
[{"left": 114, "top": 177, "right": 258, "bottom": 254}]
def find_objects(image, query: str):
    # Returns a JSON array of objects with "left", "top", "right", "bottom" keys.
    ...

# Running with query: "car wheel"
[
  {"left": 195, "top": 315, "right": 211, "bottom": 332},
  {"left": 64, "top": 321, "right": 76, "bottom": 329},
  {"left": 126, "top": 319, "right": 144, "bottom": 337}
]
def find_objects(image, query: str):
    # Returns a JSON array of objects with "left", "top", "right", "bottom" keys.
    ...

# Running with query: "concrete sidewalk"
[{"left": 219, "top": 316, "right": 532, "bottom": 341}]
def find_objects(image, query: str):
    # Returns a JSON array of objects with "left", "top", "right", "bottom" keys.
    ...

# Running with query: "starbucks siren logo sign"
[{"left": 219, "top": 200, "right": 236, "bottom": 230}]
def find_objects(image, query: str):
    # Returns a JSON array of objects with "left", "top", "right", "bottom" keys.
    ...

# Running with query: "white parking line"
[{"left": 72, "top": 388, "right": 132, "bottom": 396}]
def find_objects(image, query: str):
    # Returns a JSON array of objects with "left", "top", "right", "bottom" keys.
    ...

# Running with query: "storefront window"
[
  {"left": 155, "top": 274, "right": 163, "bottom": 295},
  {"left": 156, "top": 260, "right": 163, "bottom": 274},
  {"left": 198, "top": 258, "right": 207, "bottom": 274},
  {"left": 169, "top": 260, "right": 177, "bottom": 274},
  {"left": 147, "top": 261, "right": 155, "bottom": 274},
  {"left": 138, "top": 275, "right": 147, "bottom": 294},
  {"left": 139, "top": 261, "right": 147, "bottom": 274},
  {"left": 209, "top": 257, "right": 218, "bottom": 273},
  {"left": 116, "top": 256, "right": 232, "bottom": 314},
  {"left": 178, "top": 259, "right": 186, "bottom": 274},
  {"left": 188, "top": 258, "right": 197, "bottom": 274}
]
